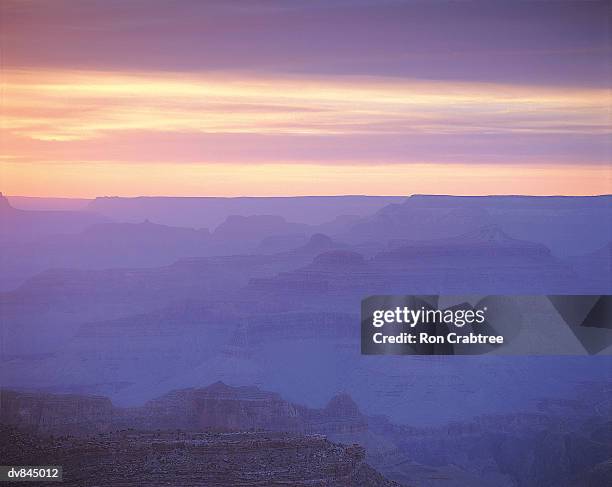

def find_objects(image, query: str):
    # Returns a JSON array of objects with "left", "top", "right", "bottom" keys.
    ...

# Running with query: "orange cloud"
[
  {"left": 2, "top": 69, "right": 610, "bottom": 196},
  {"left": 2, "top": 69, "right": 610, "bottom": 142}
]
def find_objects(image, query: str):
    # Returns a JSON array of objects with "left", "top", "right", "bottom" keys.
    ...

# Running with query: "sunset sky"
[{"left": 1, "top": 0, "right": 611, "bottom": 197}]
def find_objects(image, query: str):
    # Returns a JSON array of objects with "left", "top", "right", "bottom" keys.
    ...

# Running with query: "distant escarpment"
[{"left": 0, "top": 192, "right": 107, "bottom": 243}]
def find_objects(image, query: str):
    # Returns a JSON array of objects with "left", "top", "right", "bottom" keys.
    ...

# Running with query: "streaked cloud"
[
  {"left": 1, "top": 1, "right": 610, "bottom": 197},
  {"left": 3, "top": 69, "right": 610, "bottom": 143},
  {"left": 3, "top": 1, "right": 610, "bottom": 87}
]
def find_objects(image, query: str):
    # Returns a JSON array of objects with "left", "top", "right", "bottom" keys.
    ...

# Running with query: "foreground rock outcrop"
[
  {"left": 2, "top": 383, "right": 610, "bottom": 486},
  {"left": 0, "top": 426, "right": 399, "bottom": 487}
]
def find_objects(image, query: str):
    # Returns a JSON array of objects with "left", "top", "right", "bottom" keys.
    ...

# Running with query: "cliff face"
[
  {"left": 1, "top": 384, "right": 369, "bottom": 437},
  {"left": 138, "top": 382, "right": 305, "bottom": 432},
  {"left": 1, "top": 427, "right": 399, "bottom": 487},
  {"left": 304, "top": 393, "right": 369, "bottom": 435},
  {"left": 376, "top": 225, "right": 554, "bottom": 263},
  {"left": 133, "top": 382, "right": 369, "bottom": 436},
  {"left": 0, "top": 193, "right": 12, "bottom": 212},
  {"left": 0, "top": 390, "right": 114, "bottom": 435}
]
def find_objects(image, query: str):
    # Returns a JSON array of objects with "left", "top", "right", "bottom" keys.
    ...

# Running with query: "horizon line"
[{"left": 5, "top": 193, "right": 612, "bottom": 200}]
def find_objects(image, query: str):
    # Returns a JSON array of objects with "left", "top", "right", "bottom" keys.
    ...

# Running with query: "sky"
[{"left": 1, "top": 0, "right": 611, "bottom": 197}]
